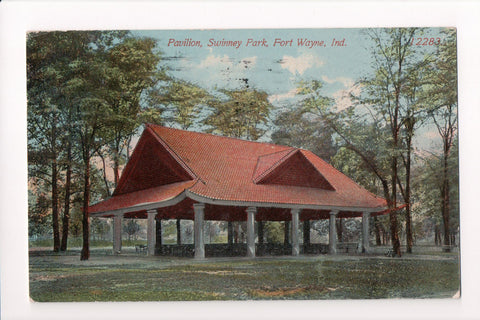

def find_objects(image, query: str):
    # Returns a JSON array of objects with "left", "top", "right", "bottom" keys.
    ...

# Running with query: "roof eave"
[
  {"left": 90, "top": 192, "right": 187, "bottom": 217},
  {"left": 185, "top": 189, "right": 387, "bottom": 213}
]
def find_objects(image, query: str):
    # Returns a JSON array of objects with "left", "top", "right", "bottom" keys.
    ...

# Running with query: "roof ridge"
[
  {"left": 146, "top": 123, "right": 292, "bottom": 149},
  {"left": 256, "top": 148, "right": 295, "bottom": 160}
]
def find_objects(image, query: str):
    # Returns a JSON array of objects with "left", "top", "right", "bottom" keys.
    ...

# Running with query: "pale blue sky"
[
  {"left": 136, "top": 29, "right": 375, "bottom": 98},
  {"left": 133, "top": 28, "right": 447, "bottom": 150}
]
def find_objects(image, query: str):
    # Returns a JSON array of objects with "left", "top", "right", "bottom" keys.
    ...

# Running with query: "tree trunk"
[
  {"left": 60, "top": 143, "right": 72, "bottom": 251},
  {"left": 113, "top": 155, "right": 120, "bottom": 188},
  {"left": 336, "top": 219, "right": 343, "bottom": 242},
  {"left": 390, "top": 121, "right": 402, "bottom": 257},
  {"left": 303, "top": 220, "right": 310, "bottom": 245},
  {"left": 51, "top": 158, "right": 60, "bottom": 252},
  {"left": 374, "top": 216, "right": 382, "bottom": 246},
  {"left": 155, "top": 218, "right": 162, "bottom": 255},
  {"left": 258, "top": 221, "right": 264, "bottom": 244},
  {"left": 234, "top": 223, "right": 240, "bottom": 243},
  {"left": 405, "top": 128, "right": 413, "bottom": 254},
  {"left": 380, "top": 172, "right": 400, "bottom": 256},
  {"left": 176, "top": 219, "right": 181, "bottom": 245},
  {"left": 284, "top": 221, "right": 290, "bottom": 245},
  {"left": 389, "top": 41, "right": 404, "bottom": 258},
  {"left": 405, "top": 205, "right": 413, "bottom": 253},
  {"left": 442, "top": 152, "right": 451, "bottom": 248},
  {"left": 80, "top": 157, "right": 91, "bottom": 261}
]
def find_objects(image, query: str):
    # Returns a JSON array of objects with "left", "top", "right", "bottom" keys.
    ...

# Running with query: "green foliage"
[
  {"left": 416, "top": 29, "right": 458, "bottom": 245},
  {"left": 277, "top": 28, "right": 459, "bottom": 251},
  {"left": 69, "top": 207, "right": 83, "bottom": 238},
  {"left": 203, "top": 88, "right": 273, "bottom": 140},
  {"left": 413, "top": 139, "right": 459, "bottom": 237},
  {"left": 124, "top": 219, "right": 141, "bottom": 240},
  {"left": 27, "top": 31, "right": 164, "bottom": 257},
  {"left": 28, "top": 190, "right": 51, "bottom": 237},
  {"left": 264, "top": 222, "right": 284, "bottom": 244},
  {"left": 271, "top": 104, "right": 337, "bottom": 161},
  {"left": 148, "top": 80, "right": 210, "bottom": 130},
  {"left": 331, "top": 147, "right": 382, "bottom": 194},
  {"left": 100, "top": 36, "right": 164, "bottom": 187},
  {"left": 91, "top": 218, "right": 111, "bottom": 240}
]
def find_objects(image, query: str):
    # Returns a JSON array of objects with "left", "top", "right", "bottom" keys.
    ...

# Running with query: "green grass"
[{"left": 29, "top": 252, "right": 460, "bottom": 302}]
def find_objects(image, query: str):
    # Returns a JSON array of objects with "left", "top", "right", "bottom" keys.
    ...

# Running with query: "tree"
[
  {"left": 422, "top": 29, "right": 458, "bottom": 248},
  {"left": 28, "top": 190, "right": 51, "bottom": 238},
  {"left": 296, "top": 29, "right": 432, "bottom": 256},
  {"left": 148, "top": 80, "right": 210, "bottom": 130},
  {"left": 413, "top": 141, "right": 459, "bottom": 247},
  {"left": 91, "top": 217, "right": 111, "bottom": 241},
  {"left": 358, "top": 28, "right": 432, "bottom": 255},
  {"left": 100, "top": 37, "right": 162, "bottom": 189},
  {"left": 28, "top": 30, "right": 166, "bottom": 259},
  {"left": 271, "top": 105, "right": 337, "bottom": 161},
  {"left": 204, "top": 88, "right": 273, "bottom": 140},
  {"left": 124, "top": 219, "right": 140, "bottom": 241},
  {"left": 264, "top": 222, "right": 284, "bottom": 244},
  {"left": 331, "top": 146, "right": 388, "bottom": 244},
  {"left": 27, "top": 31, "right": 94, "bottom": 252}
]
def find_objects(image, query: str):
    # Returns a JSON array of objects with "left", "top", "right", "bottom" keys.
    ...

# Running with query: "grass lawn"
[{"left": 29, "top": 249, "right": 460, "bottom": 302}]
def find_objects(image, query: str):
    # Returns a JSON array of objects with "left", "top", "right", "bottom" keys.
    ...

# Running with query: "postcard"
[
  {"left": 2, "top": 2, "right": 479, "bottom": 320},
  {"left": 26, "top": 27, "right": 459, "bottom": 303}
]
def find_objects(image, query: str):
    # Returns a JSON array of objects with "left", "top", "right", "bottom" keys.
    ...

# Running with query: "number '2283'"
[{"left": 410, "top": 37, "right": 441, "bottom": 46}]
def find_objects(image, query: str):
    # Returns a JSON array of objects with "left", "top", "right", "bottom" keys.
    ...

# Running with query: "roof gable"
[
  {"left": 113, "top": 127, "right": 195, "bottom": 195},
  {"left": 253, "top": 149, "right": 335, "bottom": 190},
  {"left": 252, "top": 148, "right": 296, "bottom": 182}
]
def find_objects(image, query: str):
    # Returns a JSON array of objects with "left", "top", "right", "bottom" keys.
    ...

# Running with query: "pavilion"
[{"left": 89, "top": 124, "right": 391, "bottom": 259}]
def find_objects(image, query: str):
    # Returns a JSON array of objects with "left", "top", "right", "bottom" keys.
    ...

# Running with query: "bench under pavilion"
[{"left": 89, "top": 124, "right": 392, "bottom": 259}]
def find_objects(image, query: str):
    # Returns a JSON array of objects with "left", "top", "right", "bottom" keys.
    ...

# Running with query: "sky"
[
  {"left": 133, "top": 28, "right": 448, "bottom": 152},
  {"left": 135, "top": 29, "right": 377, "bottom": 108},
  {"left": 135, "top": 29, "right": 372, "bottom": 96}
]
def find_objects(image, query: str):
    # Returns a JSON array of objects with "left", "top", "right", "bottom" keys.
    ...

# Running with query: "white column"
[
  {"left": 246, "top": 207, "right": 257, "bottom": 258},
  {"left": 291, "top": 209, "right": 301, "bottom": 256},
  {"left": 194, "top": 203, "right": 205, "bottom": 259},
  {"left": 329, "top": 211, "right": 338, "bottom": 254},
  {"left": 113, "top": 214, "right": 123, "bottom": 254},
  {"left": 362, "top": 211, "right": 371, "bottom": 253},
  {"left": 147, "top": 210, "right": 157, "bottom": 256}
]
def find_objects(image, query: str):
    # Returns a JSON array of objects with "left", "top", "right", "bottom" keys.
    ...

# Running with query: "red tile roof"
[
  {"left": 89, "top": 124, "right": 388, "bottom": 215},
  {"left": 254, "top": 149, "right": 335, "bottom": 190},
  {"left": 252, "top": 148, "right": 296, "bottom": 182},
  {"left": 89, "top": 180, "right": 195, "bottom": 215}
]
